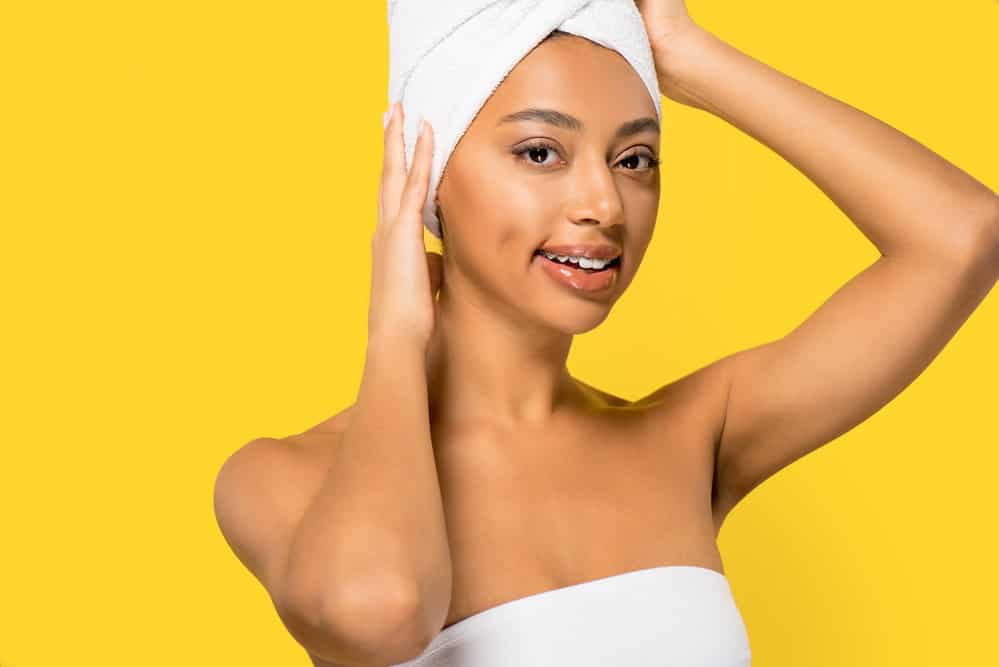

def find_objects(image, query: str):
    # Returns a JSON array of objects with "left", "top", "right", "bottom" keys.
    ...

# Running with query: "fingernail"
[
  {"left": 382, "top": 108, "right": 389, "bottom": 129},
  {"left": 418, "top": 116, "right": 426, "bottom": 137}
]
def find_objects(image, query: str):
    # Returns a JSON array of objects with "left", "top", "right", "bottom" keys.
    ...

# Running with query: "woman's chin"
[{"left": 533, "top": 301, "right": 615, "bottom": 335}]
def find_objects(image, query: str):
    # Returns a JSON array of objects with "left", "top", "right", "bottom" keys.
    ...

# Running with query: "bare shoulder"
[
  {"left": 213, "top": 437, "right": 302, "bottom": 597},
  {"left": 293, "top": 403, "right": 358, "bottom": 438},
  {"left": 214, "top": 408, "right": 359, "bottom": 667},
  {"left": 572, "top": 362, "right": 731, "bottom": 434},
  {"left": 630, "top": 354, "right": 734, "bottom": 429},
  {"left": 628, "top": 355, "right": 740, "bottom": 521},
  {"left": 573, "top": 377, "right": 632, "bottom": 408},
  {"left": 572, "top": 354, "right": 733, "bottom": 417},
  {"left": 212, "top": 409, "right": 353, "bottom": 598}
]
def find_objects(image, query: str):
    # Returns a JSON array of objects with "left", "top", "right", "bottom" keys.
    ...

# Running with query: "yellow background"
[{"left": 2, "top": 1, "right": 997, "bottom": 665}]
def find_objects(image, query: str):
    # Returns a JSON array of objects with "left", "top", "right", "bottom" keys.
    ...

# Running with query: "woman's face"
[{"left": 435, "top": 34, "right": 661, "bottom": 333}]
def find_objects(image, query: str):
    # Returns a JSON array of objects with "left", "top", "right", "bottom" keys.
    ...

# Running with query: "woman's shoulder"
[
  {"left": 293, "top": 404, "right": 358, "bottom": 439},
  {"left": 572, "top": 377, "right": 632, "bottom": 408}
]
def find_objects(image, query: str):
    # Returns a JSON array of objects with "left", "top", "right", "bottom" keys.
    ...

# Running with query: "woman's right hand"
[{"left": 369, "top": 102, "right": 442, "bottom": 348}]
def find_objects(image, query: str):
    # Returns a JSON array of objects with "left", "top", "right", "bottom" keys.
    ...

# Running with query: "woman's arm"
[
  {"left": 646, "top": 23, "right": 999, "bottom": 512},
  {"left": 278, "top": 337, "right": 452, "bottom": 665},
  {"left": 653, "top": 25, "right": 999, "bottom": 258}
]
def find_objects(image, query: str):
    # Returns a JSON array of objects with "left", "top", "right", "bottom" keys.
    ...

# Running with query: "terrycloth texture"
[
  {"left": 388, "top": 566, "right": 753, "bottom": 666},
  {"left": 386, "top": 0, "right": 663, "bottom": 239}
]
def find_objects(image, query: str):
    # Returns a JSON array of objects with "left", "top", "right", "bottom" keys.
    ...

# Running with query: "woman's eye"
[
  {"left": 619, "top": 151, "right": 661, "bottom": 171},
  {"left": 514, "top": 141, "right": 562, "bottom": 168},
  {"left": 513, "top": 141, "right": 660, "bottom": 171}
]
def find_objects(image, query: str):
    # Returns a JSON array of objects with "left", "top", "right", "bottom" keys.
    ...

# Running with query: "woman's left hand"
[
  {"left": 633, "top": 0, "right": 698, "bottom": 49},
  {"left": 634, "top": 0, "right": 707, "bottom": 107}
]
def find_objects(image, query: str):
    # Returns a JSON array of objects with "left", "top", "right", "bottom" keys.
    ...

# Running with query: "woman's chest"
[{"left": 429, "top": 412, "right": 724, "bottom": 629}]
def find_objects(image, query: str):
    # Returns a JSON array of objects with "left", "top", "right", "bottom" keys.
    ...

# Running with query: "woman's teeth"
[
  {"left": 537, "top": 250, "right": 616, "bottom": 271},
  {"left": 538, "top": 250, "right": 617, "bottom": 271}
]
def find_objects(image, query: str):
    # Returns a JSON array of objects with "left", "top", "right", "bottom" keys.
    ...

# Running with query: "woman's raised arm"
[{"left": 636, "top": 8, "right": 999, "bottom": 512}]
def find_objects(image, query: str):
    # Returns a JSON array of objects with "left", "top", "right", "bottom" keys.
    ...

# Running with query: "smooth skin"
[{"left": 215, "top": 2, "right": 999, "bottom": 665}]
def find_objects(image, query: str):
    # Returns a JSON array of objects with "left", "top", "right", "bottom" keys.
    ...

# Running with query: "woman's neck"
[{"left": 425, "top": 283, "right": 583, "bottom": 428}]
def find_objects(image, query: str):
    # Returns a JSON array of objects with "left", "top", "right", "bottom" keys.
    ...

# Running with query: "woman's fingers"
[
  {"left": 379, "top": 103, "right": 435, "bottom": 236},
  {"left": 379, "top": 102, "right": 406, "bottom": 227},
  {"left": 399, "top": 118, "right": 434, "bottom": 233},
  {"left": 368, "top": 109, "right": 441, "bottom": 345}
]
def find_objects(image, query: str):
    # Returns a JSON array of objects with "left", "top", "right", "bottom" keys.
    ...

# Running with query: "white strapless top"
[{"left": 391, "top": 565, "right": 752, "bottom": 666}]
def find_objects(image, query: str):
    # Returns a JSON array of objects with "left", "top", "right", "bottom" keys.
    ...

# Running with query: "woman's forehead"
[{"left": 473, "top": 36, "right": 657, "bottom": 132}]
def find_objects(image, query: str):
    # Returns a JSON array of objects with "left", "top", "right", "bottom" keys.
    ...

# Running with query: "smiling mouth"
[{"left": 533, "top": 250, "right": 621, "bottom": 273}]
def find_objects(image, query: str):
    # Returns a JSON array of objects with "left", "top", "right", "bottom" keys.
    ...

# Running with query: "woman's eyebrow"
[{"left": 496, "top": 107, "right": 659, "bottom": 140}]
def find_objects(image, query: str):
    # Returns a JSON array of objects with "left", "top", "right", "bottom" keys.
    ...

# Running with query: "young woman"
[{"left": 213, "top": 2, "right": 999, "bottom": 665}]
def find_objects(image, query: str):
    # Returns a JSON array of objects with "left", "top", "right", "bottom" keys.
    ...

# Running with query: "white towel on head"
[{"left": 386, "top": 0, "right": 662, "bottom": 239}]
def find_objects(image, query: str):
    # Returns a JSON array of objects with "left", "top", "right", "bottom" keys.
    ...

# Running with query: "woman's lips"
[{"left": 533, "top": 252, "right": 619, "bottom": 294}]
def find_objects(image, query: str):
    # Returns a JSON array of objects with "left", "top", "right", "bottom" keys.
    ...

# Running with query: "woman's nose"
[{"left": 563, "top": 156, "right": 625, "bottom": 228}]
